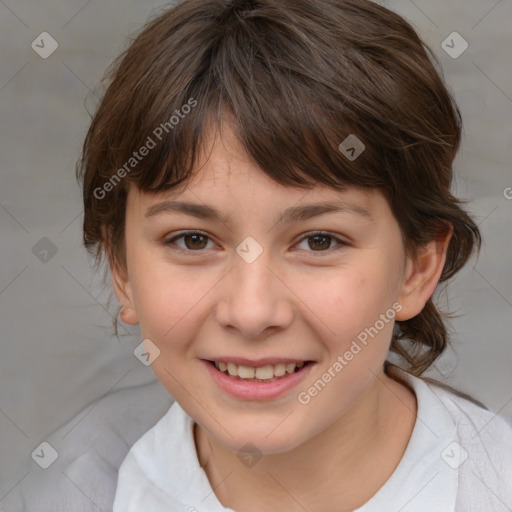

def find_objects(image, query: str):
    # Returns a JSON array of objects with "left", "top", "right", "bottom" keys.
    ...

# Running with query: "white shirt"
[{"left": 113, "top": 366, "right": 512, "bottom": 511}]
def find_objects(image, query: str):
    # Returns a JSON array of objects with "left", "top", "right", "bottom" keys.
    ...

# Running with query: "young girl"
[{"left": 77, "top": 0, "right": 512, "bottom": 510}]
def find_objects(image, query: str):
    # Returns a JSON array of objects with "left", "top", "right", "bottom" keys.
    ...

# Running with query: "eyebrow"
[{"left": 144, "top": 200, "right": 372, "bottom": 224}]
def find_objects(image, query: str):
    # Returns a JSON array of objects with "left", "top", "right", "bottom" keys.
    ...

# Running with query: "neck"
[{"left": 194, "top": 368, "right": 417, "bottom": 512}]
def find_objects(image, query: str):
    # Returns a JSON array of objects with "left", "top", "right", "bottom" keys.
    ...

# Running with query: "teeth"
[
  {"left": 273, "top": 363, "right": 286, "bottom": 377},
  {"left": 255, "top": 365, "right": 273, "bottom": 379},
  {"left": 213, "top": 360, "right": 307, "bottom": 380},
  {"left": 238, "top": 365, "right": 255, "bottom": 379}
]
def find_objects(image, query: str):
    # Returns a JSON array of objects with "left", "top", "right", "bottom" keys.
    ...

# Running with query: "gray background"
[{"left": 1, "top": 0, "right": 511, "bottom": 509}]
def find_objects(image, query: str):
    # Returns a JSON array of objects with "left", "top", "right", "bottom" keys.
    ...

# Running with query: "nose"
[{"left": 214, "top": 248, "right": 294, "bottom": 340}]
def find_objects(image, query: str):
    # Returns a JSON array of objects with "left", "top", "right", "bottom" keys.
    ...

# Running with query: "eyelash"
[{"left": 163, "top": 230, "right": 350, "bottom": 256}]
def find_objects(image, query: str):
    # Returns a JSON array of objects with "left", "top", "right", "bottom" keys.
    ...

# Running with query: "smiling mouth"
[{"left": 207, "top": 360, "right": 315, "bottom": 382}]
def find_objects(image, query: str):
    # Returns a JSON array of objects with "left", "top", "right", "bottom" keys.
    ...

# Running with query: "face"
[{"left": 112, "top": 121, "right": 446, "bottom": 456}]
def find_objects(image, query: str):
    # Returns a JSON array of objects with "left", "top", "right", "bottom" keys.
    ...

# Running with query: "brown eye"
[
  {"left": 182, "top": 233, "right": 209, "bottom": 250},
  {"left": 164, "top": 231, "right": 214, "bottom": 253},
  {"left": 164, "top": 230, "right": 348, "bottom": 256},
  {"left": 307, "top": 235, "right": 332, "bottom": 251},
  {"left": 295, "top": 232, "right": 348, "bottom": 253}
]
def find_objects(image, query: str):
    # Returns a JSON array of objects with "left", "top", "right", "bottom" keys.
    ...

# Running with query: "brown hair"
[{"left": 77, "top": 0, "right": 482, "bottom": 379}]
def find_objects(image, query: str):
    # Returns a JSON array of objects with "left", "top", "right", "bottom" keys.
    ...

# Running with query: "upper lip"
[{"left": 204, "top": 357, "right": 313, "bottom": 367}]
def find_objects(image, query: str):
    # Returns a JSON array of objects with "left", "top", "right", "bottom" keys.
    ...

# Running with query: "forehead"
[
  {"left": 126, "top": 180, "right": 391, "bottom": 237},
  {"left": 125, "top": 120, "right": 390, "bottom": 223}
]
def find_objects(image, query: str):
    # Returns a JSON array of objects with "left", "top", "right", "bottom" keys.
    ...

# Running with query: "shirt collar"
[
  {"left": 353, "top": 365, "right": 460, "bottom": 511},
  {"left": 121, "top": 365, "right": 460, "bottom": 511}
]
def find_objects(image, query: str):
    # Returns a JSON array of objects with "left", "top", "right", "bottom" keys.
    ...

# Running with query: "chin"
[{"left": 208, "top": 420, "right": 309, "bottom": 457}]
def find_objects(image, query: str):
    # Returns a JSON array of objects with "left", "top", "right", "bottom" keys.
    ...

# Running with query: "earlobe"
[
  {"left": 111, "top": 264, "right": 139, "bottom": 325},
  {"left": 395, "top": 225, "right": 453, "bottom": 322},
  {"left": 119, "top": 305, "right": 138, "bottom": 325},
  {"left": 101, "top": 225, "right": 139, "bottom": 325}
]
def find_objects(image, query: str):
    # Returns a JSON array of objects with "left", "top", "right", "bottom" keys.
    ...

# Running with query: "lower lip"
[{"left": 202, "top": 360, "right": 315, "bottom": 401}]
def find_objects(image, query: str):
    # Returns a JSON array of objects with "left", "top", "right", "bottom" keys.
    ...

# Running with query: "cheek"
[
  {"left": 303, "top": 265, "right": 397, "bottom": 339},
  {"left": 130, "top": 258, "right": 214, "bottom": 347},
  {"left": 294, "top": 268, "right": 399, "bottom": 425},
  {"left": 131, "top": 263, "right": 218, "bottom": 399}
]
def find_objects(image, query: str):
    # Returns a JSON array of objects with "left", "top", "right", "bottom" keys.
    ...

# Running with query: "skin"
[{"left": 110, "top": 120, "right": 453, "bottom": 511}]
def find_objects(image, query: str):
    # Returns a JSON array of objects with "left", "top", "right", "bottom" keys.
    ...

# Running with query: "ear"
[
  {"left": 102, "top": 226, "right": 139, "bottom": 325},
  {"left": 395, "top": 224, "right": 453, "bottom": 322}
]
